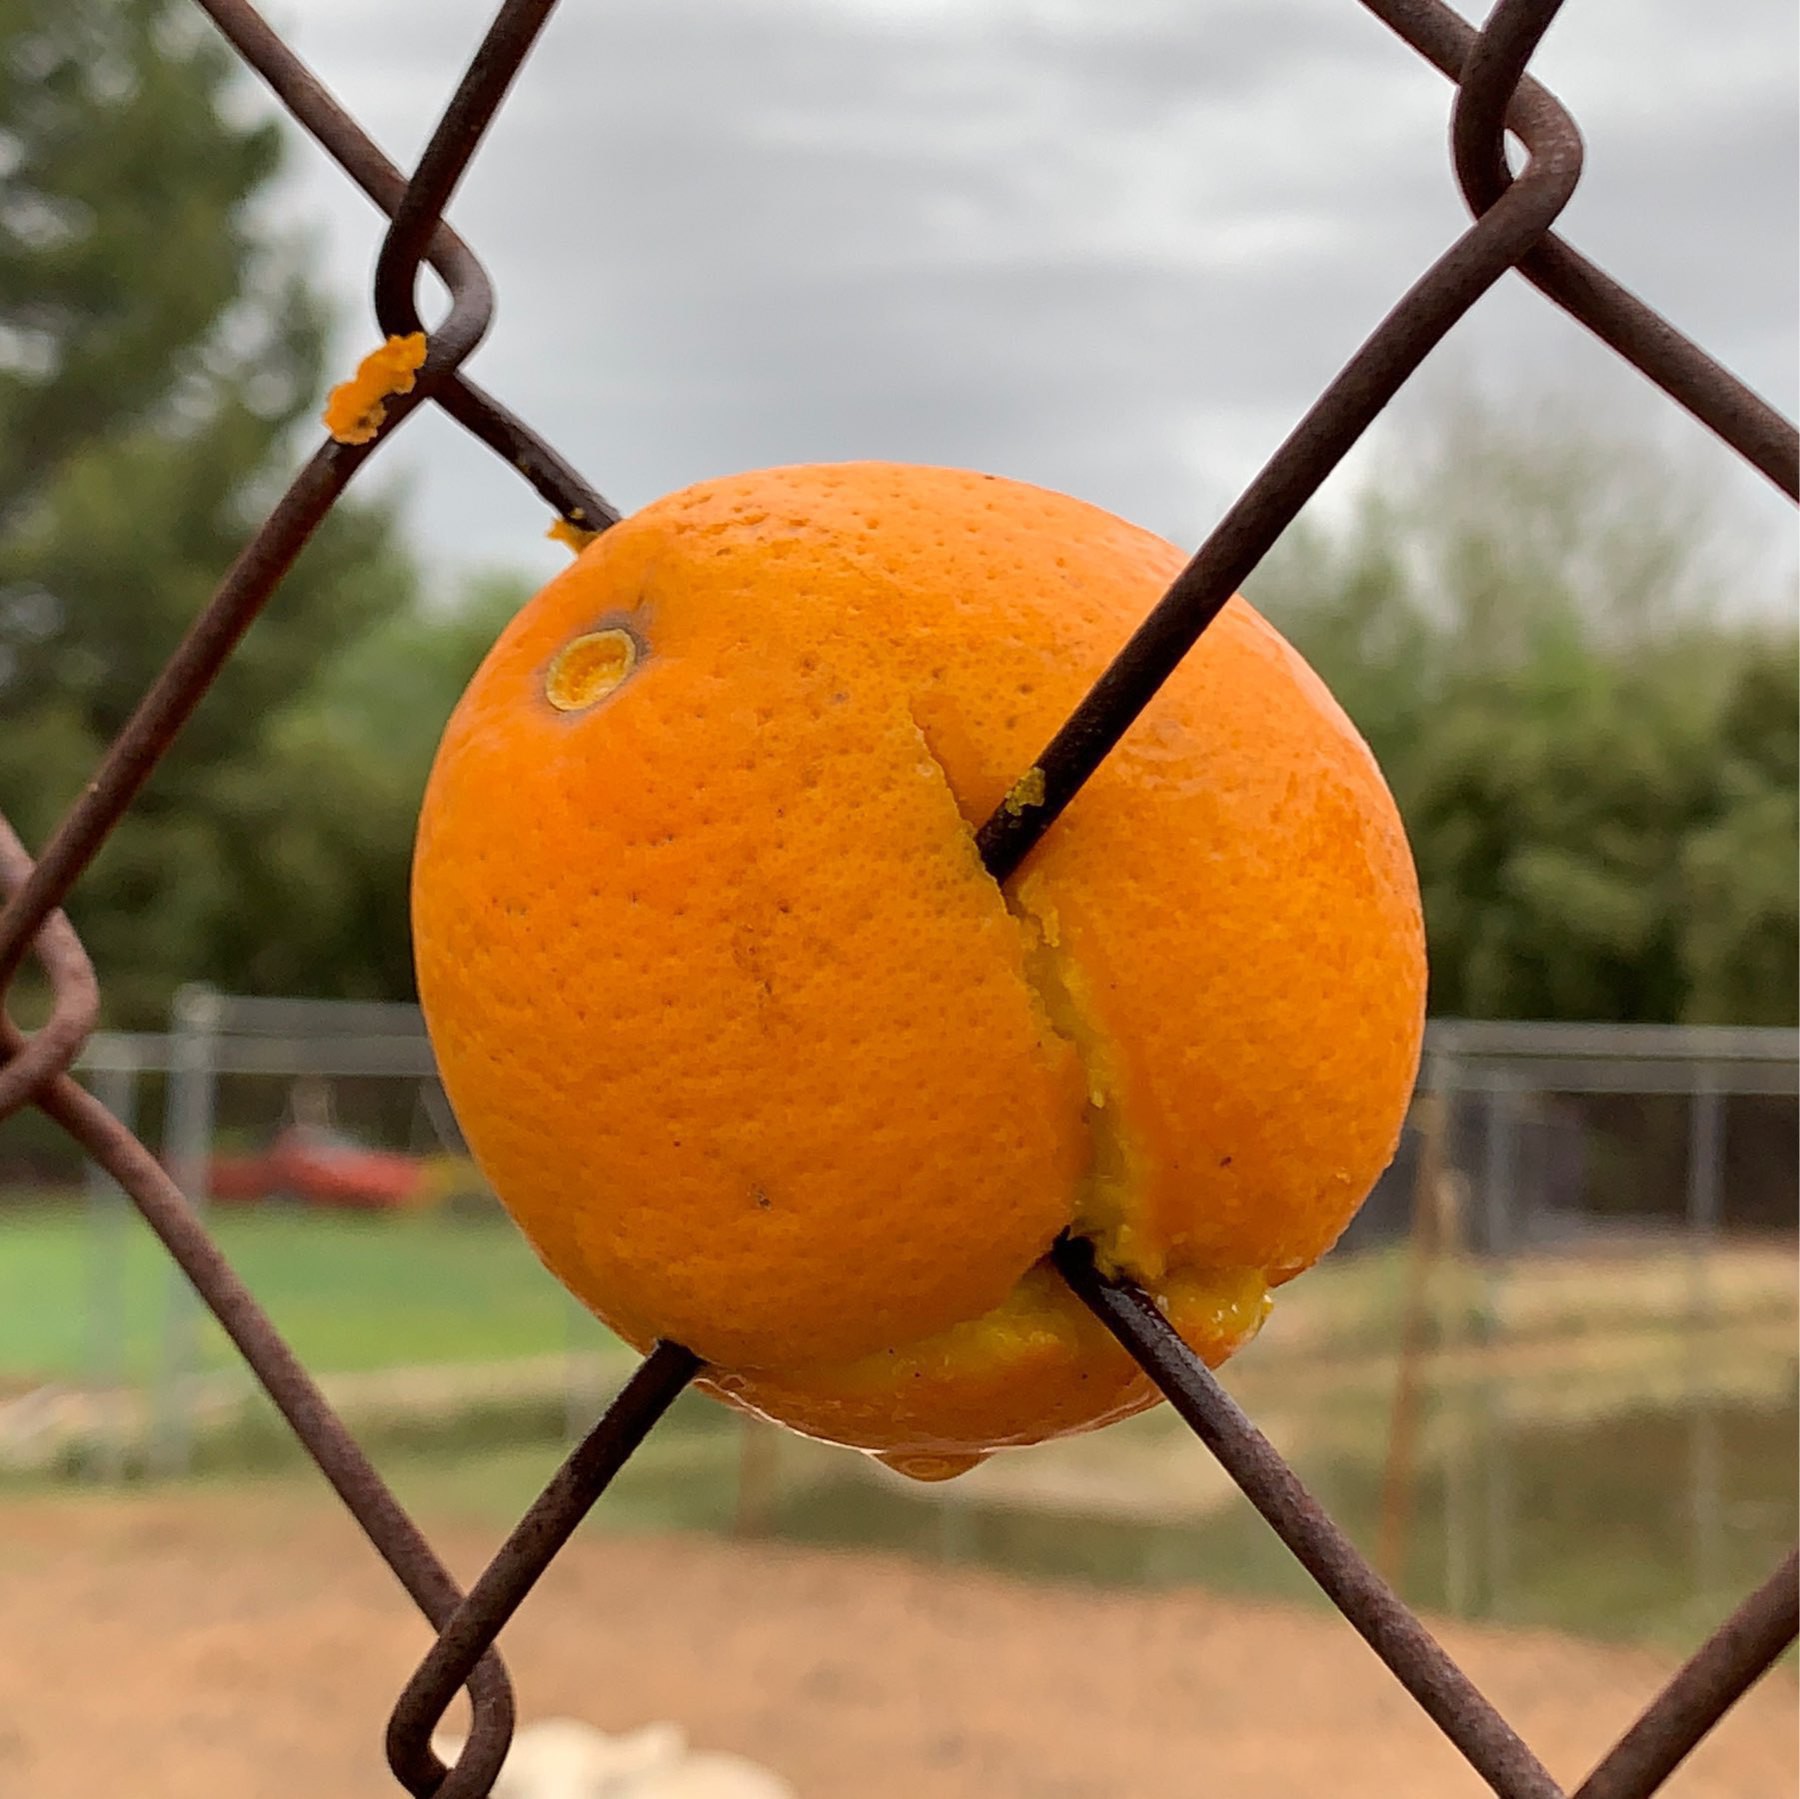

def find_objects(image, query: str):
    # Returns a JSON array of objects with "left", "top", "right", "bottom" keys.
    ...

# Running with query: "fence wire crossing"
[{"left": 0, "top": 0, "right": 1794, "bottom": 1794}]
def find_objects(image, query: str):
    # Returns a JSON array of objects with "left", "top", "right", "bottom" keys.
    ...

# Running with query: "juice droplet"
[{"left": 873, "top": 1449, "right": 989, "bottom": 1483}]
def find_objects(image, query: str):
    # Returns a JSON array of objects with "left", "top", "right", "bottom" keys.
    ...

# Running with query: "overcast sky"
[{"left": 249, "top": 0, "right": 1798, "bottom": 593}]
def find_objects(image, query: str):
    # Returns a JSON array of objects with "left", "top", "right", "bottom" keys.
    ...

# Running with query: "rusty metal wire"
[{"left": 0, "top": 0, "right": 1794, "bottom": 1792}]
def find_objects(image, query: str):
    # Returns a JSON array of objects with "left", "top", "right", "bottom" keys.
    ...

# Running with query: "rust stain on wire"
[{"left": 0, "top": 0, "right": 1793, "bottom": 1793}]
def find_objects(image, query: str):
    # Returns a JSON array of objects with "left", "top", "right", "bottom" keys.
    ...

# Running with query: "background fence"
[{"left": 2, "top": 990, "right": 1791, "bottom": 1655}]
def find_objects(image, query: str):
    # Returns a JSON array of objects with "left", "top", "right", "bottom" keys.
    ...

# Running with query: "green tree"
[
  {"left": 197, "top": 572, "right": 531, "bottom": 1005},
  {"left": 1676, "top": 642, "right": 1800, "bottom": 1023},
  {"left": 0, "top": 0, "right": 421, "bottom": 1023},
  {"left": 1249, "top": 387, "right": 1798, "bottom": 1026}
]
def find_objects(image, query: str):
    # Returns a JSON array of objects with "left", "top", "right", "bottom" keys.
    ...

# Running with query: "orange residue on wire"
[
  {"left": 546, "top": 516, "right": 601, "bottom": 555},
  {"left": 321, "top": 332, "right": 428, "bottom": 445}
]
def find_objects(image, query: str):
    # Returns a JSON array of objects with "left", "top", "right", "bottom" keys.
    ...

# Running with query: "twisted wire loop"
[
  {"left": 0, "top": 820, "right": 98, "bottom": 1122},
  {"left": 196, "top": 0, "right": 621, "bottom": 533},
  {"left": 384, "top": 1344, "right": 702, "bottom": 1798},
  {"left": 0, "top": 0, "right": 1792, "bottom": 1793},
  {"left": 974, "top": 0, "right": 1583, "bottom": 880}
]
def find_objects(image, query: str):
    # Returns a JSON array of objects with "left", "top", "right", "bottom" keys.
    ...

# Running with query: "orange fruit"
[{"left": 412, "top": 462, "right": 1425, "bottom": 1476}]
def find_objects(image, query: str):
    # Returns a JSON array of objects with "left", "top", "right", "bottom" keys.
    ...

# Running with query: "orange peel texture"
[
  {"left": 322, "top": 332, "right": 428, "bottom": 445},
  {"left": 412, "top": 463, "right": 1426, "bottom": 1470}
]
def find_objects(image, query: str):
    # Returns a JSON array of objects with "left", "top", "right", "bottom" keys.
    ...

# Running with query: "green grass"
[
  {"left": 6, "top": 1204, "right": 1793, "bottom": 1652},
  {"left": 368, "top": 1393, "right": 749, "bottom": 1534},
  {"left": 0, "top": 1198, "right": 616, "bottom": 1382}
]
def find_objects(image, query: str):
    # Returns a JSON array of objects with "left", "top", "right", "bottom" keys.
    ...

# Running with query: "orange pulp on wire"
[
  {"left": 412, "top": 463, "right": 1426, "bottom": 1475},
  {"left": 322, "top": 333, "right": 427, "bottom": 445}
]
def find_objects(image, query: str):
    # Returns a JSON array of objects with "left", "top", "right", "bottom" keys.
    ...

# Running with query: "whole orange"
[{"left": 412, "top": 462, "right": 1425, "bottom": 1476}]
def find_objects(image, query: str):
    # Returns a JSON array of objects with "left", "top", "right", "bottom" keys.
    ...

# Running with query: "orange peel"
[{"left": 412, "top": 462, "right": 1426, "bottom": 1472}]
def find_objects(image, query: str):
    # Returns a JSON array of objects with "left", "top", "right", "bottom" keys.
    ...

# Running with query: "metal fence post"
[
  {"left": 1481, "top": 1078, "right": 1519, "bottom": 1276},
  {"left": 82, "top": 1041, "right": 140, "bottom": 1483},
  {"left": 149, "top": 983, "right": 221, "bottom": 1478},
  {"left": 1685, "top": 1076, "right": 1728, "bottom": 1615},
  {"left": 1439, "top": 1079, "right": 1479, "bottom": 1622},
  {"left": 1378, "top": 1082, "right": 1442, "bottom": 1585},
  {"left": 1685, "top": 1079, "right": 1725, "bottom": 1323},
  {"left": 1478, "top": 1077, "right": 1521, "bottom": 1618}
]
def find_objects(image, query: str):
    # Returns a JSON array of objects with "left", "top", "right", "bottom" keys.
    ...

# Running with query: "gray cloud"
[{"left": 257, "top": 0, "right": 1796, "bottom": 590}]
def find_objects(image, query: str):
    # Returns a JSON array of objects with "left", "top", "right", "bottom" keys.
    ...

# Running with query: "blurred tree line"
[
  {"left": 1249, "top": 393, "right": 1797, "bottom": 1027},
  {"left": 2, "top": 1, "right": 1793, "bottom": 1032},
  {"left": 0, "top": 0, "right": 524, "bottom": 1025}
]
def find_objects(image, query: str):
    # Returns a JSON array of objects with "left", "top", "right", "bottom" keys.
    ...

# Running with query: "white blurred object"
[{"left": 431, "top": 1717, "right": 797, "bottom": 1798}]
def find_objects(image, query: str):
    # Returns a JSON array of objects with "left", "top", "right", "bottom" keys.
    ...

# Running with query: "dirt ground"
[{"left": 1, "top": 1490, "right": 1792, "bottom": 1798}]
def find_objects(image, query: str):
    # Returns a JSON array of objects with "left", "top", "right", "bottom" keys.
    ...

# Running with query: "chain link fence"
[{"left": 1, "top": 0, "right": 1795, "bottom": 1793}]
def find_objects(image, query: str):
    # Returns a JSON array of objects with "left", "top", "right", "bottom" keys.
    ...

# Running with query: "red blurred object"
[{"left": 207, "top": 1124, "right": 432, "bottom": 1212}]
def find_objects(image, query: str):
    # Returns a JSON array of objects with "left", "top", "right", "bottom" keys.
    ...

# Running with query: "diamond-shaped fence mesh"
[{"left": 0, "top": 1, "right": 1794, "bottom": 1794}]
